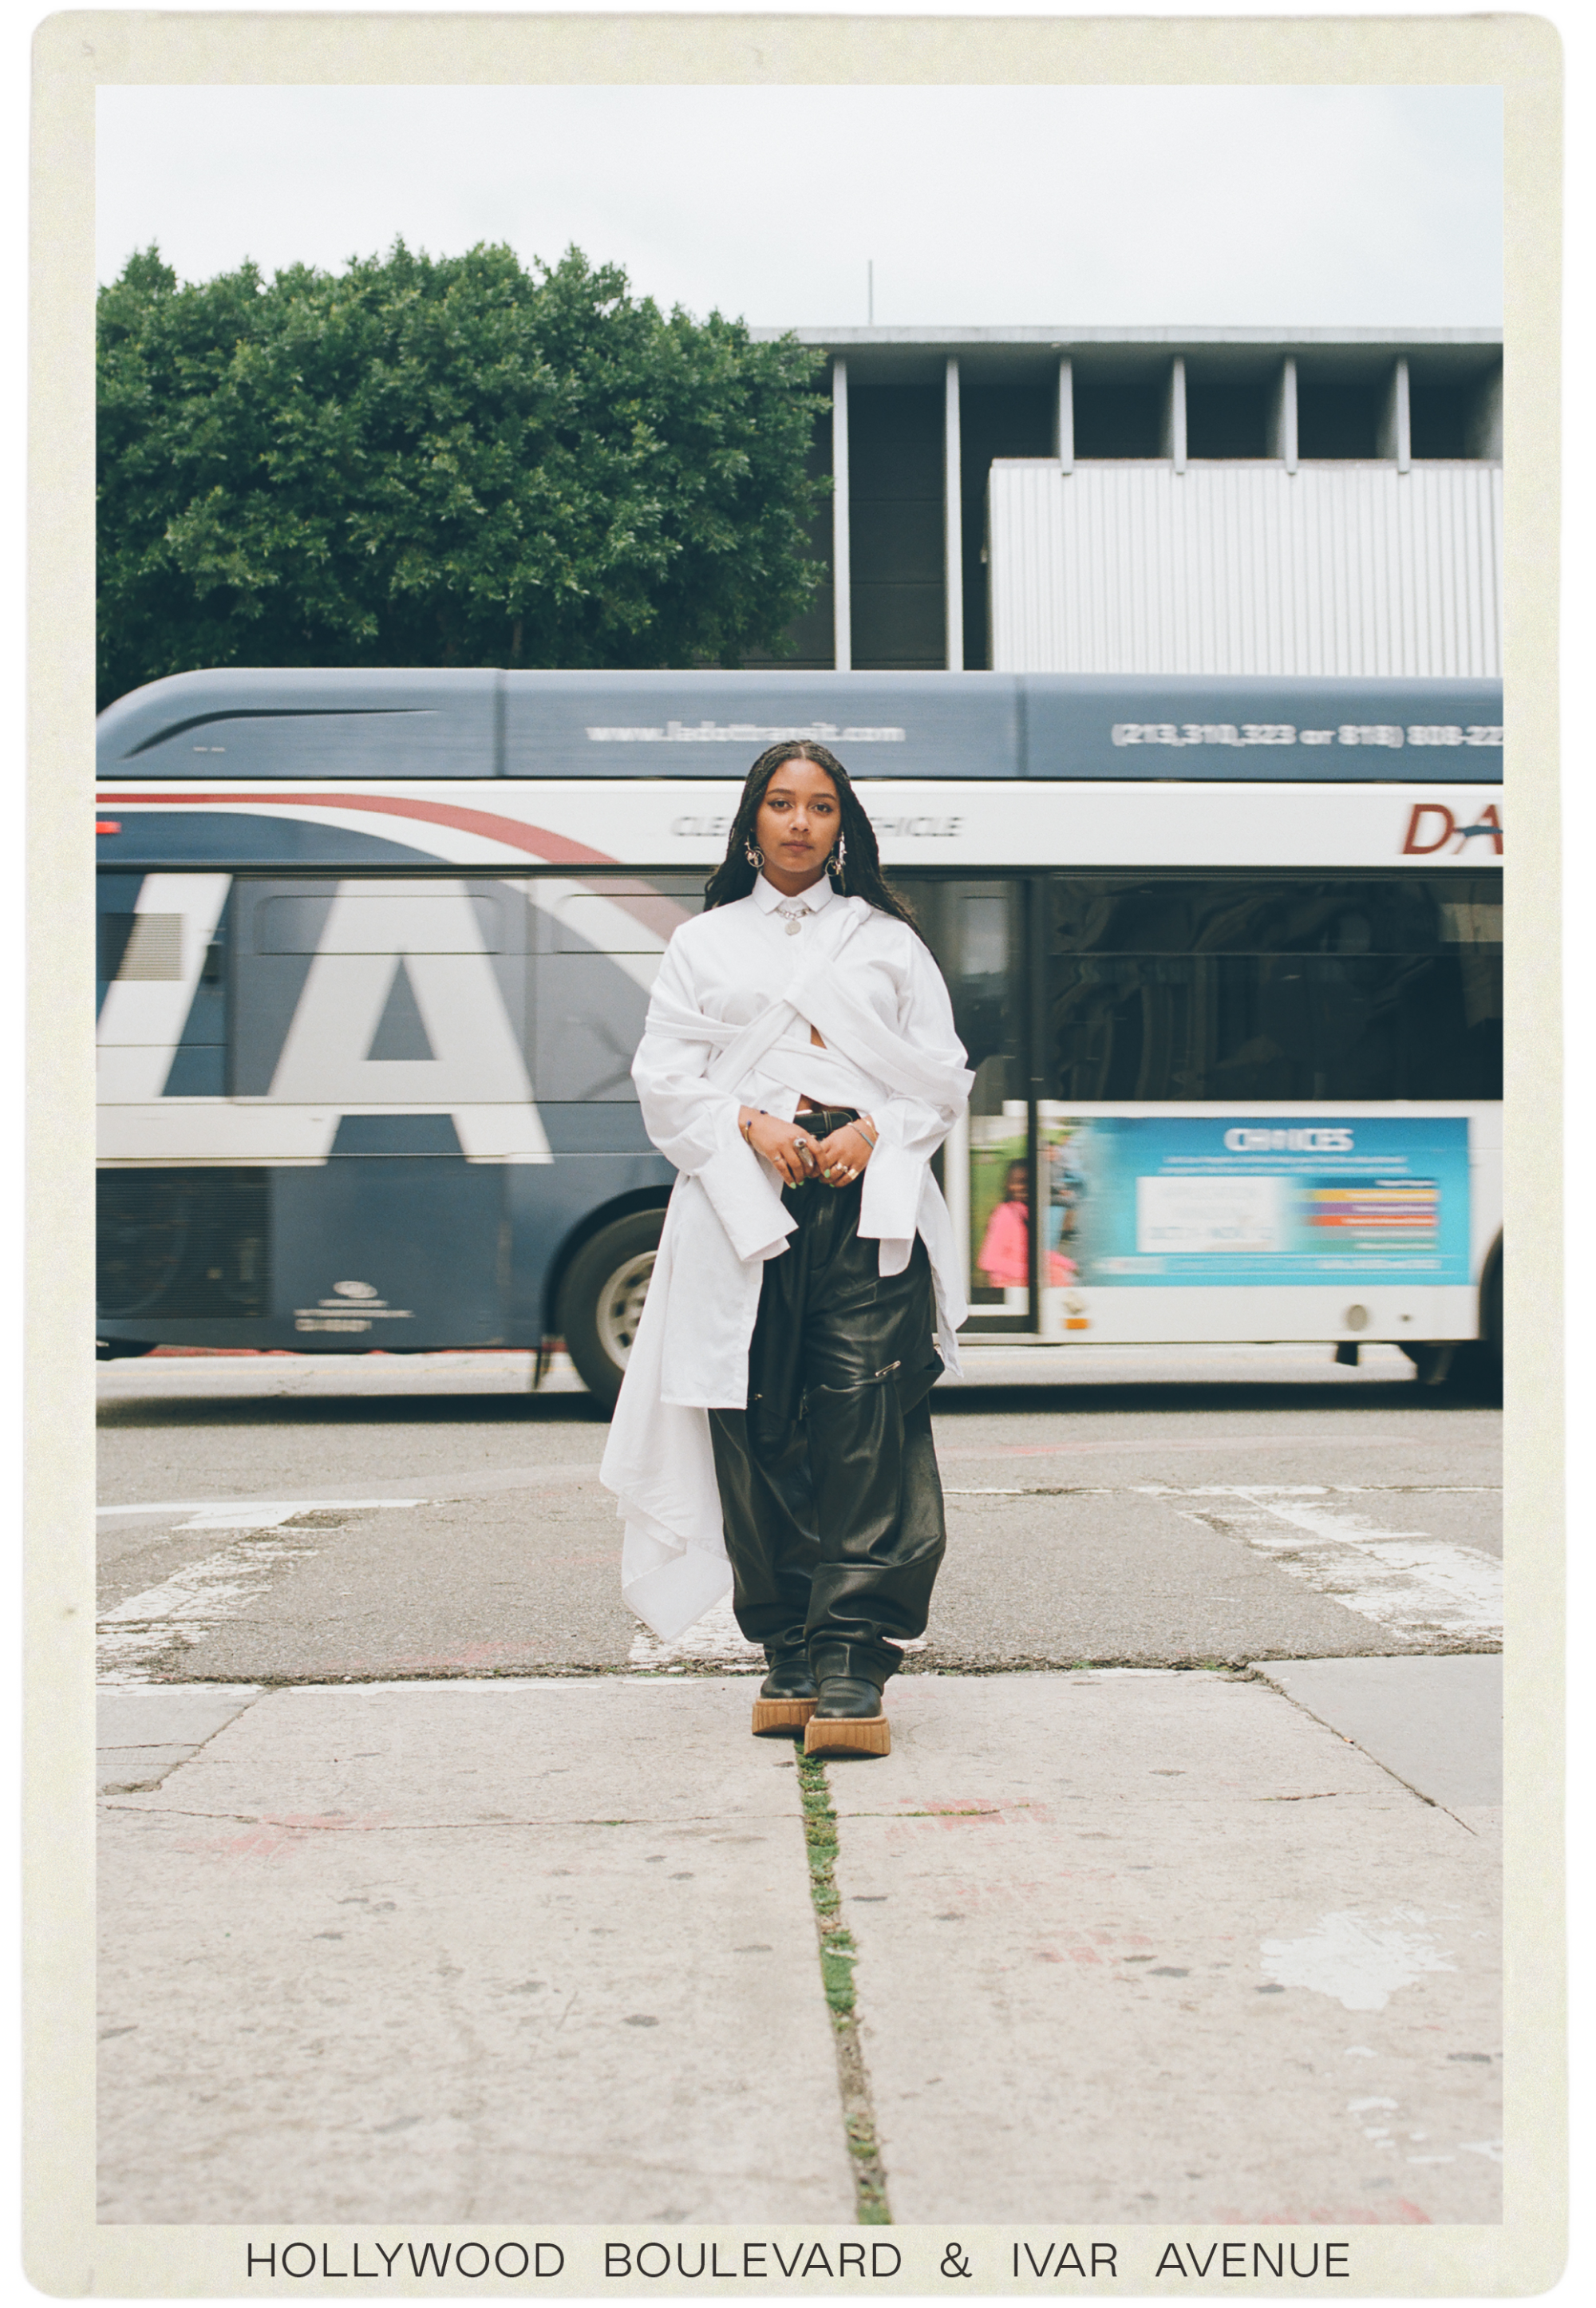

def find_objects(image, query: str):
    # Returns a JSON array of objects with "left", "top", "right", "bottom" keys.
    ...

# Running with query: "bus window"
[
  {"left": 97, "top": 872, "right": 232, "bottom": 1101},
  {"left": 1044, "top": 874, "right": 1502, "bottom": 1103},
  {"left": 97, "top": 871, "right": 171, "bottom": 1010},
  {"left": 231, "top": 877, "right": 533, "bottom": 1101},
  {"left": 552, "top": 882, "right": 702, "bottom": 954},
  {"left": 255, "top": 890, "right": 504, "bottom": 953},
  {"left": 534, "top": 874, "right": 705, "bottom": 1104}
]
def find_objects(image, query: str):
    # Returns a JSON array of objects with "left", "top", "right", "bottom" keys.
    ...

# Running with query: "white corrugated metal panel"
[{"left": 988, "top": 460, "right": 1502, "bottom": 677}]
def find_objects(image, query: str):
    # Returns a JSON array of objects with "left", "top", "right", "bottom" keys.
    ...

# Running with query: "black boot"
[
  {"left": 760, "top": 1647, "right": 817, "bottom": 1701},
  {"left": 804, "top": 1654, "right": 891, "bottom": 1759},
  {"left": 750, "top": 1646, "right": 817, "bottom": 1739},
  {"left": 810, "top": 1674, "right": 883, "bottom": 1718}
]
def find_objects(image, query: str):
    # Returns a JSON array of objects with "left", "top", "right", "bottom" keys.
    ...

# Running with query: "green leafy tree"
[{"left": 97, "top": 241, "right": 830, "bottom": 707}]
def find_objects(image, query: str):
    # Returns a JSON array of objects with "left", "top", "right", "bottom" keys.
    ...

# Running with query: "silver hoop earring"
[
  {"left": 745, "top": 840, "right": 764, "bottom": 871},
  {"left": 826, "top": 834, "right": 847, "bottom": 885}
]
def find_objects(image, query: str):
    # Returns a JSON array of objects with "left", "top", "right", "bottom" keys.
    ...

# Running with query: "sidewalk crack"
[{"left": 796, "top": 1751, "right": 891, "bottom": 2225}]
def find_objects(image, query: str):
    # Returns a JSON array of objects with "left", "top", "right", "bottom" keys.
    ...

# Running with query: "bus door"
[
  {"left": 913, "top": 868, "right": 1501, "bottom": 1346},
  {"left": 910, "top": 878, "right": 1034, "bottom": 1335},
  {"left": 1033, "top": 871, "right": 1502, "bottom": 1345}
]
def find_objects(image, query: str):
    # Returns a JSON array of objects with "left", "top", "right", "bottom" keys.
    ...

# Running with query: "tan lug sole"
[
  {"left": 751, "top": 1697, "right": 818, "bottom": 1738},
  {"left": 803, "top": 1713, "right": 891, "bottom": 1759}
]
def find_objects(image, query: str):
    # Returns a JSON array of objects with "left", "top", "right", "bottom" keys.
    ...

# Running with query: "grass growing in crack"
[{"left": 796, "top": 1749, "right": 891, "bottom": 2225}]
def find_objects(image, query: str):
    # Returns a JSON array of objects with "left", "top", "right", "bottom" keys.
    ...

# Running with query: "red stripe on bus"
[{"left": 92, "top": 791, "right": 616, "bottom": 868}]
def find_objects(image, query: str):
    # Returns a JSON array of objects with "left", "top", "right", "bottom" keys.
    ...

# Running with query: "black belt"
[{"left": 795, "top": 1105, "right": 859, "bottom": 1135}]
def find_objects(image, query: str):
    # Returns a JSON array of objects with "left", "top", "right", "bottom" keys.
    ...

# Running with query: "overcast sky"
[{"left": 97, "top": 82, "right": 1501, "bottom": 330}]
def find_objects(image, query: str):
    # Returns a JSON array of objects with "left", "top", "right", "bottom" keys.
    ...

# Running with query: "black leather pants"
[{"left": 708, "top": 1120, "right": 947, "bottom": 1688}]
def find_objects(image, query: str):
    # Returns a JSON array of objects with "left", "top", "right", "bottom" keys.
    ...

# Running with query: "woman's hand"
[
  {"left": 812, "top": 1116, "right": 877, "bottom": 1188},
  {"left": 740, "top": 1108, "right": 822, "bottom": 1186}
]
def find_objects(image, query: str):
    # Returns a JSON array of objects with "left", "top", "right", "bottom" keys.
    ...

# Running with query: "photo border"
[{"left": 28, "top": 10, "right": 1563, "bottom": 2294}]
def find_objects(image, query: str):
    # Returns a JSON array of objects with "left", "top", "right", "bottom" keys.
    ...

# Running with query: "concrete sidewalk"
[{"left": 97, "top": 1663, "right": 1500, "bottom": 2228}]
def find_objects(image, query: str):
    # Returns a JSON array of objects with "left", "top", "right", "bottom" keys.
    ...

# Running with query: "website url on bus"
[{"left": 586, "top": 721, "right": 907, "bottom": 743}]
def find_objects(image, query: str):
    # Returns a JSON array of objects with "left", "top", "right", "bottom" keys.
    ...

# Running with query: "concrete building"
[{"left": 749, "top": 327, "right": 1503, "bottom": 678}]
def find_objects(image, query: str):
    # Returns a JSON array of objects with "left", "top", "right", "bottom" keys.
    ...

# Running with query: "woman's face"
[
  {"left": 754, "top": 758, "right": 841, "bottom": 889},
  {"left": 1005, "top": 1164, "right": 1029, "bottom": 1203}
]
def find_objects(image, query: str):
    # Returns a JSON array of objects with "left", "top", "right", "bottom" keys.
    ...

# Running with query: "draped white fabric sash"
[{"left": 648, "top": 897, "right": 868, "bottom": 1090}]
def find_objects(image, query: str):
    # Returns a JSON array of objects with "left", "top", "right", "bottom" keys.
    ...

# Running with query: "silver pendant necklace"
[{"left": 776, "top": 900, "right": 807, "bottom": 937}]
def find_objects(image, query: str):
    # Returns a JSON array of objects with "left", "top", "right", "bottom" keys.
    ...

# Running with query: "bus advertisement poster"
[{"left": 1042, "top": 1113, "right": 1472, "bottom": 1290}]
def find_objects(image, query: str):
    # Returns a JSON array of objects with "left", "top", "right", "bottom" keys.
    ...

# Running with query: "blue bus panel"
[{"left": 97, "top": 668, "right": 1503, "bottom": 784}]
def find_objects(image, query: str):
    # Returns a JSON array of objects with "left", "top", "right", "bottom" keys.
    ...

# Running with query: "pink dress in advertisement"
[
  {"left": 977, "top": 1197, "right": 1077, "bottom": 1288},
  {"left": 977, "top": 1198, "right": 1029, "bottom": 1287}
]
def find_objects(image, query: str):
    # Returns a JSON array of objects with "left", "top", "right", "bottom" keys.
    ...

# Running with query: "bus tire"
[
  {"left": 555, "top": 1208, "right": 665, "bottom": 1409},
  {"left": 1399, "top": 1234, "right": 1503, "bottom": 1401},
  {"left": 1450, "top": 1341, "right": 1503, "bottom": 1401},
  {"left": 1400, "top": 1340, "right": 1499, "bottom": 1398}
]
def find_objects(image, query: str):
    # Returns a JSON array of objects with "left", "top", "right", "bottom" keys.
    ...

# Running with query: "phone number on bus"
[{"left": 1112, "top": 723, "right": 1503, "bottom": 749}]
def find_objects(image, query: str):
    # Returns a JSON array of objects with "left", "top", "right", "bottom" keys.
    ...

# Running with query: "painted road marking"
[
  {"left": 944, "top": 1482, "right": 1495, "bottom": 1497},
  {"left": 1152, "top": 1484, "right": 1500, "bottom": 1642},
  {"left": 938, "top": 1433, "right": 1428, "bottom": 1464},
  {"left": 98, "top": 1466, "right": 607, "bottom": 1519},
  {"left": 627, "top": 1599, "right": 930, "bottom": 1675},
  {"left": 942, "top": 1480, "right": 1500, "bottom": 1645},
  {"left": 628, "top": 1597, "right": 764, "bottom": 1674},
  {"left": 99, "top": 1498, "right": 424, "bottom": 1524},
  {"left": 97, "top": 1500, "right": 424, "bottom": 1685}
]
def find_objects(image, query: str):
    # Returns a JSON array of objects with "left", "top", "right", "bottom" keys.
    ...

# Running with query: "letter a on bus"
[{"left": 267, "top": 880, "right": 551, "bottom": 1163}]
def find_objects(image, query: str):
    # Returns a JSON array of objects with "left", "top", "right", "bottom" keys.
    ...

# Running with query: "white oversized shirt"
[{"left": 598, "top": 874, "right": 973, "bottom": 1641}]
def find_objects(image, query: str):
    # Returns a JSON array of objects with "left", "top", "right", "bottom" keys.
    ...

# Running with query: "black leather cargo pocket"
[{"left": 891, "top": 1354, "right": 944, "bottom": 1417}]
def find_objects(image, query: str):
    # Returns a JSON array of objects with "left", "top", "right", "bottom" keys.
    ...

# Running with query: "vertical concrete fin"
[
  {"left": 1165, "top": 356, "right": 1187, "bottom": 473},
  {"left": 832, "top": 358, "right": 851, "bottom": 672},
  {"left": 1054, "top": 354, "right": 1074, "bottom": 474},
  {"left": 1270, "top": 357, "right": 1299, "bottom": 474},
  {"left": 945, "top": 358, "right": 963, "bottom": 671},
  {"left": 1381, "top": 358, "right": 1412, "bottom": 472}
]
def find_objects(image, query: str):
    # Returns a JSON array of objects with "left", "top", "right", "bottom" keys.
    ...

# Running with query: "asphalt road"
[{"left": 97, "top": 1343, "right": 1501, "bottom": 1686}]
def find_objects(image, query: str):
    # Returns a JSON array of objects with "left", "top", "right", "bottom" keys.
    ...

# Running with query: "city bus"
[{"left": 95, "top": 666, "right": 1503, "bottom": 1402}]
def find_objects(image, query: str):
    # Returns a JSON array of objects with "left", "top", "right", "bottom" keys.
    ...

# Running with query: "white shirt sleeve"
[
  {"left": 630, "top": 929, "right": 795, "bottom": 1266},
  {"left": 858, "top": 931, "right": 969, "bottom": 1259},
  {"left": 630, "top": 934, "right": 744, "bottom": 1175}
]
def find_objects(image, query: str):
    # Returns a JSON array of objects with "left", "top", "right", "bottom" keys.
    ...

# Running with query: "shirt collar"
[{"left": 753, "top": 872, "right": 835, "bottom": 915}]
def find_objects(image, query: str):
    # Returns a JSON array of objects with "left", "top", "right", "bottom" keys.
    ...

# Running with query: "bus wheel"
[
  {"left": 1400, "top": 1236, "right": 1503, "bottom": 1403},
  {"left": 555, "top": 1210, "right": 664, "bottom": 1409}
]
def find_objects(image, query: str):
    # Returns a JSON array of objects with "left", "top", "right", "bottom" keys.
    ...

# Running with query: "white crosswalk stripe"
[
  {"left": 1146, "top": 1484, "right": 1500, "bottom": 1642},
  {"left": 97, "top": 1500, "right": 422, "bottom": 1683}
]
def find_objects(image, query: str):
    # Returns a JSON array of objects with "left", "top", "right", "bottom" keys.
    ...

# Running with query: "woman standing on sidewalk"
[{"left": 600, "top": 741, "right": 972, "bottom": 1757}]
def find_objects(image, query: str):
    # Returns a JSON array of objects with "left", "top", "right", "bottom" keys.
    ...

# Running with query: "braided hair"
[{"left": 702, "top": 741, "right": 918, "bottom": 929}]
